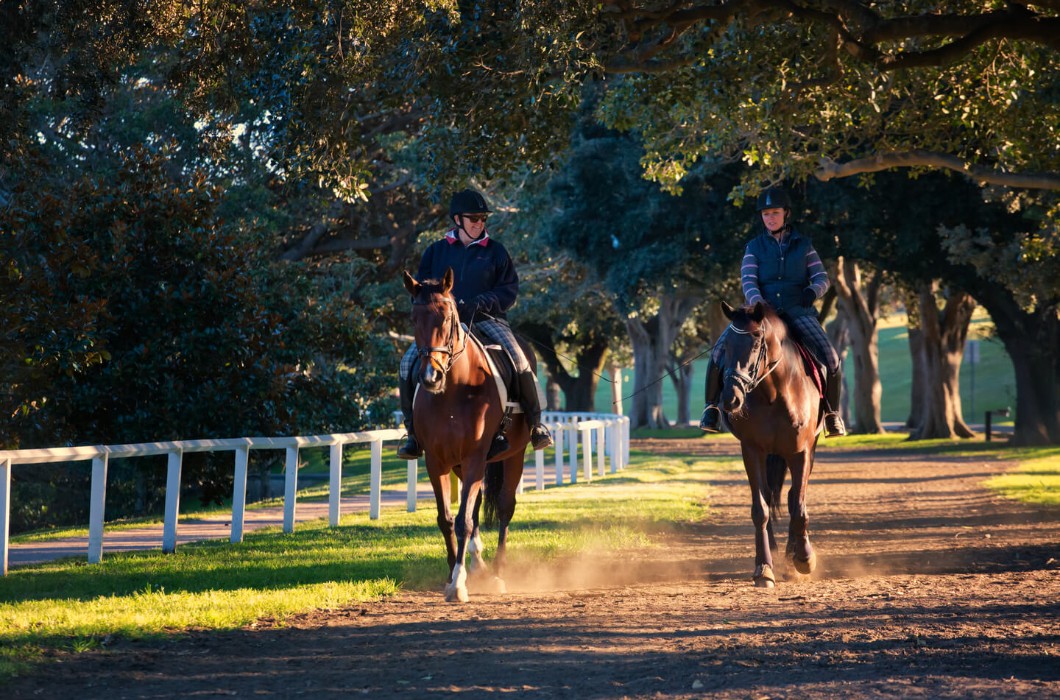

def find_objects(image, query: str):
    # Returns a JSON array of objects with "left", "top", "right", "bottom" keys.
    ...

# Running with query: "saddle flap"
[
  {"left": 466, "top": 327, "right": 521, "bottom": 412},
  {"left": 793, "top": 341, "right": 826, "bottom": 398}
]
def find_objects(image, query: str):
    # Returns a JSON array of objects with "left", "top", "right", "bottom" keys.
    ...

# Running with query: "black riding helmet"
[
  {"left": 449, "top": 189, "right": 492, "bottom": 218},
  {"left": 756, "top": 186, "right": 792, "bottom": 211}
]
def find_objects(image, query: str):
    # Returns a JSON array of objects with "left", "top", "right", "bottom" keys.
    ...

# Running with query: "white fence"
[{"left": 0, "top": 412, "right": 629, "bottom": 576}]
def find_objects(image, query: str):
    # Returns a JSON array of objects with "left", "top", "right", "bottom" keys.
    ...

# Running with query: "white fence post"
[
  {"left": 581, "top": 426, "right": 593, "bottom": 483},
  {"left": 1, "top": 457, "right": 10, "bottom": 576},
  {"left": 534, "top": 448, "right": 545, "bottom": 491},
  {"left": 231, "top": 445, "right": 249, "bottom": 544},
  {"left": 329, "top": 442, "right": 343, "bottom": 526},
  {"left": 554, "top": 425, "right": 565, "bottom": 485},
  {"left": 162, "top": 449, "right": 183, "bottom": 554},
  {"left": 407, "top": 459, "right": 418, "bottom": 512},
  {"left": 369, "top": 438, "right": 382, "bottom": 520},
  {"left": 569, "top": 422, "right": 579, "bottom": 484},
  {"left": 596, "top": 425, "right": 606, "bottom": 478},
  {"left": 87, "top": 453, "right": 108, "bottom": 564},
  {"left": 283, "top": 446, "right": 299, "bottom": 533}
]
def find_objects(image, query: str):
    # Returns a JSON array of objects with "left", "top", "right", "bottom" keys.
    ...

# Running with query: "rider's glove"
[{"left": 800, "top": 288, "right": 817, "bottom": 307}]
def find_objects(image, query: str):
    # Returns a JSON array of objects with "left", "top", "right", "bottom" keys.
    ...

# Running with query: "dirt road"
[{"left": 8, "top": 438, "right": 1059, "bottom": 699}]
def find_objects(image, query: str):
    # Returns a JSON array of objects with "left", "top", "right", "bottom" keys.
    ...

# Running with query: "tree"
[
  {"left": 829, "top": 258, "right": 886, "bottom": 434},
  {"left": 594, "top": 1, "right": 1060, "bottom": 191},
  {"left": 544, "top": 121, "right": 747, "bottom": 428}
]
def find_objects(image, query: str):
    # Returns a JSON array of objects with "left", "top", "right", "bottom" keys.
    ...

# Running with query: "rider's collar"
[{"left": 446, "top": 229, "right": 490, "bottom": 247}]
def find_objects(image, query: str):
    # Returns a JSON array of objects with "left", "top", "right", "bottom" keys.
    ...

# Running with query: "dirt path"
[{"left": 8, "top": 439, "right": 1060, "bottom": 699}]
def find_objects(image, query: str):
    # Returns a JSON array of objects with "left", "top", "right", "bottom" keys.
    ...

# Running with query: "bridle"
[
  {"left": 724, "top": 321, "right": 781, "bottom": 396},
  {"left": 412, "top": 295, "right": 466, "bottom": 375}
]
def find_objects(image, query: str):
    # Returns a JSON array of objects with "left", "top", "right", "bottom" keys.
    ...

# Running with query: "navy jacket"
[
  {"left": 417, "top": 231, "right": 519, "bottom": 324},
  {"left": 741, "top": 227, "right": 830, "bottom": 320}
]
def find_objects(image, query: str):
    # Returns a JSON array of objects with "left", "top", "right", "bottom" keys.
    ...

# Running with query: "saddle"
[
  {"left": 793, "top": 341, "right": 826, "bottom": 398},
  {"left": 466, "top": 325, "right": 523, "bottom": 413}
]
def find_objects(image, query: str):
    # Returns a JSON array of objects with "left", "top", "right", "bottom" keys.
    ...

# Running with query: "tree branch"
[{"left": 815, "top": 151, "right": 1060, "bottom": 190}]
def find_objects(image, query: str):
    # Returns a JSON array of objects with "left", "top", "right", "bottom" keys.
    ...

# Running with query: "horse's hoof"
[
  {"left": 444, "top": 584, "right": 469, "bottom": 603},
  {"left": 753, "top": 564, "right": 776, "bottom": 588},
  {"left": 793, "top": 551, "right": 817, "bottom": 575}
]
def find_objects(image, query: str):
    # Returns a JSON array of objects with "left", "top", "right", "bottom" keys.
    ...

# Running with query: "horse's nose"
[{"left": 421, "top": 364, "right": 443, "bottom": 392}]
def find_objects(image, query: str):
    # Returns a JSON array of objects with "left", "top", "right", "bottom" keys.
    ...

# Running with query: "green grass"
[
  {"left": 587, "top": 310, "right": 1017, "bottom": 427},
  {"left": 0, "top": 448, "right": 736, "bottom": 680}
]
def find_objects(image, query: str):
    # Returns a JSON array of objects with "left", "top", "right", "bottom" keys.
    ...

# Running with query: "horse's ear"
[
  {"left": 402, "top": 270, "right": 418, "bottom": 296},
  {"left": 442, "top": 267, "right": 454, "bottom": 294},
  {"left": 751, "top": 301, "right": 766, "bottom": 322},
  {"left": 721, "top": 300, "right": 735, "bottom": 320}
]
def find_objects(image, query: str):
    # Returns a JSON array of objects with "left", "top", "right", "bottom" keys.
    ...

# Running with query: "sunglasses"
[{"left": 462, "top": 214, "right": 489, "bottom": 223}]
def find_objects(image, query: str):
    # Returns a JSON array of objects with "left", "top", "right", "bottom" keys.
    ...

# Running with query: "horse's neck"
[{"left": 762, "top": 336, "right": 802, "bottom": 390}]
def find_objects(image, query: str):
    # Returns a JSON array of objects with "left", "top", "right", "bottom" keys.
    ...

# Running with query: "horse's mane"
[{"left": 730, "top": 303, "right": 790, "bottom": 344}]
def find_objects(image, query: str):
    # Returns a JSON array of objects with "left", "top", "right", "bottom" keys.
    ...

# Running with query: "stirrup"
[
  {"left": 530, "top": 424, "right": 553, "bottom": 450},
  {"left": 699, "top": 404, "right": 722, "bottom": 433},
  {"left": 824, "top": 412, "right": 846, "bottom": 438},
  {"left": 486, "top": 433, "right": 510, "bottom": 459},
  {"left": 397, "top": 435, "right": 423, "bottom": 460}
]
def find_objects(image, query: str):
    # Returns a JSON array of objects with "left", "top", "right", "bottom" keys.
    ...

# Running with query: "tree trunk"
[
  {"left": 903, "top": 287, "right": 926, "bottom": 430},
  {"left": 545, "top": 377, "right": 561, "bottom": 412},
  {"left": 608, "top": 365, "right": 624, "bottom": 416},
  {"left": 625, "top": 292, "right": 700, "bottom": 429},
  {"left": 668, "top": 359, "right": 694, "bottom": 426},
  {"left": 826, "top": 309, "right": 851, "bottom": 428},
  {"left": 517, "top": 324, "right": 608, "bottom": 412},
  {"left": 909, "top": 283, "right": 977, "bottom": 440},
  {"left": 830, "top": 257, "right": 885, "bottom": 434},
  {"left": 974, "top": 286, "right": 1060, "bottom": 445}
]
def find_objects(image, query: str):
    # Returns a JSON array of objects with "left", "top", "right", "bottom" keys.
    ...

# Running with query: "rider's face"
[
  {"left": 455, "top": 214, "right": 488, "bottom": 243},
  {"left": 760, "top": 207, "right": 786, "bottom": 233}
]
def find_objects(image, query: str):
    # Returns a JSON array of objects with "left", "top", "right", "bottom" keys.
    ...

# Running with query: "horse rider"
[
  {"left": 397, "top": 188, "right": 554, "bottom": 460},
  {"left": 699, "top": 186, "right": 847, "bottom": 438}
]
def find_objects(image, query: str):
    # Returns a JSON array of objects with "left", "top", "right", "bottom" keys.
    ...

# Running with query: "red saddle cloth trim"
[{"left": 794, "top": 342, "right": 826, "bottom": 397}]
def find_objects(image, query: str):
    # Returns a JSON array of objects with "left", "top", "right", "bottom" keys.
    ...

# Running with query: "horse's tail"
[
  {"left": 482, "top": 461, "right": 504, "bottom": 529},
  {"left": 766, "top": 454, "right": 787, "bottom": 519}
]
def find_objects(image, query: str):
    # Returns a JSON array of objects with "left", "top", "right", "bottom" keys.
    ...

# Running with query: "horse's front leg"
[
  {"left": 445, "top": 461, "right": 485, "bottom": 603},
  {"left": 786, "top": 447, "right": 817, "bottom": 575},
  {"left": 742, "top": 445, "right": 775, "bottom": 588},
  {"left": 426, "top": 465, "right": 457, "bottom": 581}
]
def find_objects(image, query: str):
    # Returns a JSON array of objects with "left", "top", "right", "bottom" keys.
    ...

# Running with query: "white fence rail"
[{"left": 0, "top": 412, "right": 628, "bottom": 575}]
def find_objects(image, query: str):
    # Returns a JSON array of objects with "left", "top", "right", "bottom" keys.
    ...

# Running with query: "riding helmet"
[
  {"left": 449, "top": 189, "right": 492, "bottom": 217},
  {"left": 756, "top": 186, "right": 792, "bottom": 211}
]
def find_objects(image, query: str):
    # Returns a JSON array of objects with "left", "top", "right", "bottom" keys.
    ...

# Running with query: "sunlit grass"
[{"left": 985, "top": 453, "right": 1060, "bottom": 506}]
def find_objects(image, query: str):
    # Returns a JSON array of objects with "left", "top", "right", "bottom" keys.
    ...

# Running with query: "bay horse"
[
  {"left": 717, "top": 301, "right": 823, "bottom": 588},
  {"left": 402, "top": 267, "right": 531, "bottom": 602}
]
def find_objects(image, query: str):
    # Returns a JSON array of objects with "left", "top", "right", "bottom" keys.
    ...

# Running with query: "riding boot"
[
  {"left": 823, "top": 369, "right": 847, "bottom": 438},
  {"left": 518, "top": 369, "right": 554, "bottom": 451},
  {"left": 396, "top": 371, "right": 423, "bottom": 459},
  {"left": 698, "top": 361, "right": 724, "bottom": 433}
]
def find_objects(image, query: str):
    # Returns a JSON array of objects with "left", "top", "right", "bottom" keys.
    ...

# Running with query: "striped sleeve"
[
  {"left": 806, "top": 246, "right": 830, "bottom": 299},
  {"left": 741, "top": 248, "right": 764, "bottom": 305}
]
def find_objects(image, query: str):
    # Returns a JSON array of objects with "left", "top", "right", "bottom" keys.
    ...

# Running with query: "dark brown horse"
[
  {"left": 718, "top": 301, "right": 823, "bottom": 588},
  {"left": 403, "top": 267, "right": 530, "bottom": 602}
]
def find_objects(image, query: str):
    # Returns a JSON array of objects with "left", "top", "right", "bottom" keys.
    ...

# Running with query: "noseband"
[
  {"left": 412, "top": 296, "right": 465, "bottom": 375},
  {"left": 724, "top": 322, "right": 781, "bottom": 396}
]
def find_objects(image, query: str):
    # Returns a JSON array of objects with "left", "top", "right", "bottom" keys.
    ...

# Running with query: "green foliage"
[
  {"left": 0, "top": 76, "right": 393, "bottom": 527},
  {"left": 544, "top": 123, "right": 748, "bottom": 314}
]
